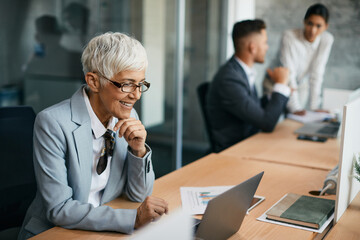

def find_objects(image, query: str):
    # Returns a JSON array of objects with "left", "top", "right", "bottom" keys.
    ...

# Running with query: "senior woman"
[{"left": 18, "top": 32, "right": 168, "bottom": 239}]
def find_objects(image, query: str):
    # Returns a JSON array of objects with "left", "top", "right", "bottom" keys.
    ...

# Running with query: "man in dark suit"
[{"left": 206, "top": 19, "right": 291, "bottom": 152}]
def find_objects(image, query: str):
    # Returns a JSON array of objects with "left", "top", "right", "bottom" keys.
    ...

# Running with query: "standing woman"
[{"left": 264, "top": 3, "right": 333, "bottom": 115}]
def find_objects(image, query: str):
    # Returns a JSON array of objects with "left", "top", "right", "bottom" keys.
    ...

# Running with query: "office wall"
[{"left": 254, "top": 0, "right": 360, "bottom": 93}]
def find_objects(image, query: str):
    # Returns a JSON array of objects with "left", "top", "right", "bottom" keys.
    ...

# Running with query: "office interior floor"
[{"left": 148, "top": 139, "right": 209, "bottom": 179}]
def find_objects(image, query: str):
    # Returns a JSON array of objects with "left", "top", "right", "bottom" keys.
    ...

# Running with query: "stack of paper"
[
  {"left": 287, "top": 111, "right": 334, "bottom": 123},
  {"left": 180, "top": 186, "right": 265, "bottom": 215},
  {"left": 180, "top": 186, "right": 233, "bottom": 215}
]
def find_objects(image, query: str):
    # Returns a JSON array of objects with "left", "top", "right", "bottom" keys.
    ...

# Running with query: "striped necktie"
[{"left": 96, "top": 129, "right": 115, "bottom": 175}]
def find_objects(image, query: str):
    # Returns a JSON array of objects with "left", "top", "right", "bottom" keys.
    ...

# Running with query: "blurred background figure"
[
  {"left": 24, "top": 15, "right": 83, "bottom": 78},
  {"left": 60, "top": 2, "right": 90, "bottom": 52},
  {"left": 263, "top": 3, "right": 333, "bottom": 116}
]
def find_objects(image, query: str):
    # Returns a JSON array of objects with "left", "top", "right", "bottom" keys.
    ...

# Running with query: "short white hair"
[{"left": 81, "top": 32, "right": 148, "bottom": 81}]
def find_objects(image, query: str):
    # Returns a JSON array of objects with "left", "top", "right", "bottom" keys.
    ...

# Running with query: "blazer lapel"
[
  {"left": 70, "top": 86, "right": 93, "bottom": 202},
  {"left": 230, "top": 57, "right": 253, "bottom": 95}
]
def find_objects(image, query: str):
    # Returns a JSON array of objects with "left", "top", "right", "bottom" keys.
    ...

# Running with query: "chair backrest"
[
  {"left": 0, "top": 106, "right": 37, "bottom": 231},
  {"left": 197, "top": 82, "right": 216, "bottom": 153}
]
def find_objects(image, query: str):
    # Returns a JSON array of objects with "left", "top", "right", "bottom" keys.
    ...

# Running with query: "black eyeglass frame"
[{"left": 94, "top": 72, "right": 150, "bottom": 93}]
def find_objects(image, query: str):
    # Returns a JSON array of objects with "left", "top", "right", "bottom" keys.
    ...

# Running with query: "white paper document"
[
  {"left": 180, "top": 186, "right": 233, "bottom": 215},
  {"left": 287, "top": 111, "right": 333, "bottom": 123},
  {"left": 257, "top": 212, "right": 333, "bottom": 233}
]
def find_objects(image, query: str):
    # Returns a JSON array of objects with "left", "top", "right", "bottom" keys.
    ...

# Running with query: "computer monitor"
[
  {"left": 323, "top": 88, "right": 353, "bottom": 115},
  {"left": 334, "top": 95, "right": 360, "bottom": 223}
]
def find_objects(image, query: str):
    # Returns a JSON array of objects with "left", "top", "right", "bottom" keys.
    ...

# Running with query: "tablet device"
[{"left": 248, "top": 195, "right": 265, "bottom": 213}]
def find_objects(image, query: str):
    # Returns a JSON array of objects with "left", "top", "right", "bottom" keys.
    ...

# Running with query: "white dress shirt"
[
  {"left": 83, "top": 88, "right": 116, "bottom": 207},
  {"left": 280, "top": 29, "right": 334, "bottom": 112},
  {"left": 236, "top": 56, "right": 290, "bottom": 97},
  {"left": 236, "top": 57, "right": 257, "bottom": 91}
]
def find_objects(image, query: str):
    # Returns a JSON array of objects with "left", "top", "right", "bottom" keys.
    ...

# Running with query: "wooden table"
[
  {"left": 220, "top": 119, "right": 340, "bottom": 171},
  {"left": 325, "top": 191, "right": 360, "bottom": 239},
  {"left": 32, "top": 153, "right": 334, "bottom": 240}
]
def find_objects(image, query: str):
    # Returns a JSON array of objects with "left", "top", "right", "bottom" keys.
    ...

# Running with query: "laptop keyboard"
[{"left": 317, "top": 126, "right": 338, "bottom": 135}]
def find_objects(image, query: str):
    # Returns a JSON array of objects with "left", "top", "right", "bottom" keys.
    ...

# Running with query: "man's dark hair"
[
  {"left": 232, "top": 19, "right": 266, "bottom": 52},
  {"left": 36, "top": 15, "right": 62, "bottom": 35},
  {"left": 304, "top": 3, "right": 329, "bottom": 23}
]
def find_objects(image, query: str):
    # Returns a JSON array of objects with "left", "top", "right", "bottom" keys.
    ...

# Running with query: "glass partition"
[{"left": 0, "top": 0, "right": 224, "bottom": 178}]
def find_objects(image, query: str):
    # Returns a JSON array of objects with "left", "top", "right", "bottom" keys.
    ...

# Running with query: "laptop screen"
[{"left": 195, "top": 172, "right": 264, "bottom": 240}]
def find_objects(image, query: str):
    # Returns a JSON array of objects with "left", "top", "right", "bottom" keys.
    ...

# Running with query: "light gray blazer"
[{"left": 18, "top": 87, "right": 154, "bottom": 239}]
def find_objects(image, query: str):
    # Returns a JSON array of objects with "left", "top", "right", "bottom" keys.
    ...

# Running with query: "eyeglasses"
[{"left": 96, "top": 73, "right": 150, "bottom": 93}]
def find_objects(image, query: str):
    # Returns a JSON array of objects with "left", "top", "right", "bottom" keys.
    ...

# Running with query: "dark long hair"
[{"left": 304, "top": 3, "right": 329, "bottom": 23}]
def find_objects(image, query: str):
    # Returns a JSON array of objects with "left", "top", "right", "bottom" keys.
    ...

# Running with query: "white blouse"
[
  {"left": 83, "top": 88, "right": 116, "bottom": 207},
  {"left": 280, "top": 28, "right": 334, "bottom": 112}
]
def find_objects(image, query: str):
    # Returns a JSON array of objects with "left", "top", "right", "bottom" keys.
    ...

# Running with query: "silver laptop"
[
  {"left": 194, "top": 172, "right": 264, "bottom": 240},
  {"left": 294, "top": 121, "right": 340, "bottom": 138}
]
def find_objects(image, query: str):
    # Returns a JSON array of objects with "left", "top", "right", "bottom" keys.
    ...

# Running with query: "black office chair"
[
  {"left": 197, "top": 82, "right": 217, "bottom": 153},
  {"left": 0, "top": 106, "right": 37, "bottom": 239}
]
